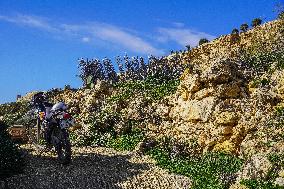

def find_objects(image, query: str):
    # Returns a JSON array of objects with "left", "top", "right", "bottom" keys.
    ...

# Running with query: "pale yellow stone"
[
  {"left": 180, "top": 68, "right": 191, "bottom": 81},
  {"left": 213, "top": 140, "right": 235, "bottom": 154},
  {"left": 185, "top": 97, "right": 217, "bottom": 122},
  {"left": 229, "top": 183, "right": 249, "bottom": 189},
  {"left": 279, "top": 170, "right": 284, "bottom": 178},
  {"left": 181, "top": 73, "right": 201, "bottom": 93},
  {"left": 194, "top": 88, "right": 214, "bottom": 100},
  {"left": 198, "top": 133, "right": 208, "bottom": 146},
  {"left": 216, "top": 111, "right": 238, "bottom": 126},
  {"left": 181, "top": 90, "right": 189, "bottom": 101},
  {"left": 216, "top": 126, "right": 234, "bottom": 135}
]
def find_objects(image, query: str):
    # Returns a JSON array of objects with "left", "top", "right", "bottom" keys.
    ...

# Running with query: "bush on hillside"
[
  {"left": 0, "top": 101, "right": 30, "bottom": 126},
  {"left": 231, "top": 28, "right": 239, "bottom": 35},
  {"left": 251, "top": 18, "right": 262, "bottom": 28},
  {"left": 279, "top": 11, "right": 284, "bottom": 20},
  {"left": 0, "top": 121, "right": 24, "bottom": 180},
  {"left": 186, "top": 45, "right": 191, "bottom": 51},
  {"left": 78, "top": 54, "right": 187, "bottom": 89},
  {"left": 240, "top": 23, "right": 249, "bottom": 32},
  {"left": 198, "top": 38, "right": 209, "bottom": 46}
]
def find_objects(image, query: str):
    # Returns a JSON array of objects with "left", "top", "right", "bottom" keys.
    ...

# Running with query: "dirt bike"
[{"left": 27, "top": 102, "right": 74, "bottom": 165}]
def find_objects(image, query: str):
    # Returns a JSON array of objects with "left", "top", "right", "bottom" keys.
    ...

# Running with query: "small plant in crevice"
[
  {"left": 267, "top": 106, "right": 284, "bottom": 129},
  {"left": 250, "top": 78, "right": 270, "bottom": 88}
]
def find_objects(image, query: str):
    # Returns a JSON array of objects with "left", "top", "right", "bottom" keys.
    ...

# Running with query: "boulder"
[
  {"left": 216, "top": 111, "right": 239, "bottom": 126},
  {"left": 180, "top": 73, "right": 201, "bottom": 94},
  {"left": 236, "top": 153, "right": 273, "bottom": 181},
  {"left": 201, "top": 60, "right": 237, "bottom": 85},
  {"left": 193, "top": 88, "right": 214, "bottom": 100},
  {"left": 216, "top": 83, "right": 241, "bottom": 98},
  {"left": 275, "top": 177, "right": 284, "bottom": 187},
  {"left": 229, "top": 183, "right": 249, "bottom": 189},
  {"left": 213, "top": 140, "right": 235, "bottom": 154},
  {"left": 185, "top": 97, "right": 217, "bottom": 122}
]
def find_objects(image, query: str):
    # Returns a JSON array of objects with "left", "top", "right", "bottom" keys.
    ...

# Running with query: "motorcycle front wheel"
[{"left": 51, "top": 127, "right": 72, "bottom": 165}]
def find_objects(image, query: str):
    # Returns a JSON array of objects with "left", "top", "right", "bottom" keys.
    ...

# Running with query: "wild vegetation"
[
  {"left": 0, "top": 121, "right": 24, "bottom": 180},
  {"left": 1, "top": 14, "right": 284, "bottom": 189}
]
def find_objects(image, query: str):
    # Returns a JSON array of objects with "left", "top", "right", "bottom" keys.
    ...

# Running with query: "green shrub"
[
  {"left": 146, "top": 147, "right": 243, "bottom": 189},
  {"left": 0, "top": 121, "right": 24, "bottom": 180},
  {"left": 231, "top": 28, "right": 239, "bottom": 35},
  {"left": 278, "top": 11, "right": 284, "bottom": 20},
  {"left": 265, "top": 153, "right": 284, "bottom": 181},
  {"left": 0, "top": 101, "right": 30, "bottom": 126},
  {"left": 251, "top": 78, "right": 270, "bottom": 88},
  {"left": 268, "top": 153, "right": 284, "bottom": 167},
  {"left": 240, "top": 23, "right": 249, "bottom": 32},
  {"left": 186, "top": 45, "right": 191, "bottom": 51},
  {"left": 240, "top": 179, "right": 284, "bottom": 189},
  {"left": 199, "top": 38, "right": 209, "bottom": 46},
  {"left": 109, "top": 76, "right": 180, "bottom": 103},
  {"left": 106, "top": 129, "right": 144, "bottom": 151},
  {"left": 74, "top": 125, "right": 144, "bottom": 151},
  {"left": 268, "top": 106, "right": 284, "bottom": 129},
  {"left": 251, "top": 18, "right": 262, "bottom": 28},
  {"left": 241, "top": 50, "right": 284, "bottom": 74}
]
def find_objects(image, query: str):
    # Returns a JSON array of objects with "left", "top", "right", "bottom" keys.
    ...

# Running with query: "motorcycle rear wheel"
[{"left": 52, "top": 128, "right": 72, "bottom": 165}]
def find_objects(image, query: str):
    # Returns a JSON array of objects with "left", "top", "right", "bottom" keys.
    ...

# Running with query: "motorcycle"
[{"left": 27, "top": 101, "right": 74, "bottom": 164}]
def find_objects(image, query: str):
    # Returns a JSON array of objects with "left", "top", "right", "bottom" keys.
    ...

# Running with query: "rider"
[{"left": 31, "top": 92, "right": 53, "bottom": 145}]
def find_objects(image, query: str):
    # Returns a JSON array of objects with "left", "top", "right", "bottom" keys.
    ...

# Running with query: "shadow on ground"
[{"left": 3, "top": 147, "right": 150, "bottom": 189}]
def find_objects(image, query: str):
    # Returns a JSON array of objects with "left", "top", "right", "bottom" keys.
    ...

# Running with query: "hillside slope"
[{"left": 2, "top": 18, "right": 284, "bottom": 188}]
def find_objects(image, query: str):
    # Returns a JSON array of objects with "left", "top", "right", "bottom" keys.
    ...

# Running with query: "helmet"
[
  {"left": 51, "top": 102, "right": 67, "bottom": 112},
  {"left": 32, "top": 92, "right": 47, "bottom": 105}
]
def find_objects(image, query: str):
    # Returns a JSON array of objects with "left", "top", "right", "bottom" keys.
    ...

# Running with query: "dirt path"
[{"left": 3, "top": 144, "right": 191, "bottom": 189}]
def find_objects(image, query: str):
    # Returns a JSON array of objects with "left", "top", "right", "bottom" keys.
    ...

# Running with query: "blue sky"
[{"left": 0, "top": 0, "right": 282, "bottom": 103}]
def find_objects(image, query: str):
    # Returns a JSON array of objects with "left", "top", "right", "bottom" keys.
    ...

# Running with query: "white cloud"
[
  {"left": 172, "top": 22, "right": 185, "bottom": 28},
  {"left": 0, "top": 14, "right": 215, "bottom": 55},
  {"left": 0, "top": 14, "right": 58, "bottom": 32},
  {"left": 0, "top": 14, "right": 163, "bottom": 55},
  {"left": 81, "top": 37, "right": 91, "bottom": 42},
  {"left": 92, "top": 24, "right": 163, "bottom": 55},
  {"left": 157, "top": 27, "right": 216, "bottom": 47},
  {"left": 62, "top": 22, "right": 164, "bottom": 55}
]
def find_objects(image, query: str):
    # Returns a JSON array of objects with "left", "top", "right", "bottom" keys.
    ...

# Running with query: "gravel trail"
[{"left": 3, "top": 144, "right": 191, "bottom": 189}]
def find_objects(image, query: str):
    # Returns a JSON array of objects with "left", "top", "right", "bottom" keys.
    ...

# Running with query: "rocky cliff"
[{"left": 6, "top": 18, "right": 284, "bottom": 187}]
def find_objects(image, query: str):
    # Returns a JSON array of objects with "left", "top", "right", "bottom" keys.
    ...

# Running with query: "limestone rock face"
[
  {"left": 183, "top": 73, "right": 201, "bottom": 93},
  {"left": 185, "top": 97, "right": 217, "bottom": 122},
  {"left": 216, "top": 111, "right": 238, "bottom": 126},
  {"left": 14, "top": 20, "right": 284, "bottom": 182},
  {"left": 200, "top": 60, "right": 238, "bottom": 84},
  {"left": 275, "top": 177, "right": 284, "bottom": 187},
  {"left": 237, "top": 154, "right": 273, "bottom": 180}
]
